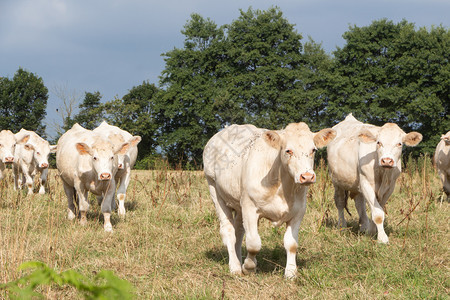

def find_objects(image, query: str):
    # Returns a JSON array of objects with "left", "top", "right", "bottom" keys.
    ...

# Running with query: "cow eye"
[
  {"left": 36, "top": 152, "right": 40, "bottom": 155},
  {"left": 0, "top": 144, "right": 3, "bottom": 148},
  {"left": 93, "top": 156, "right": 98, "bottom": 161},
  {"left": 377, "top": 141, "right": 383, "bottom": 147},
  {"left": 311, "top": 148, "right": 317, "bottom": 155},
  {"left": 110, "top": 156, "right": 114, "bottom": 160},
  {"left": 397, "top": 142, "right": 402, "bottom": 147},
  {"left": 285, "top": 149, "right": 293, "bottom": 156}
]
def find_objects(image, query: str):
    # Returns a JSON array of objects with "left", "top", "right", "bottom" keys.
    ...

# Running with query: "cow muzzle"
[
  {"left": 99, "top": 173, "right": 112, "bottom": 181},
  {"left": 299, "top": 172, "right": 316, "bottom": 184},
  {"left": 3, "top": 156, "right": 14, "bottom": 164},
  {"left": 380, "top": 157, "right": 394, "bottom": 168},
  {"left": 40, "top": 163, "right": 49, "bottom": 169}
]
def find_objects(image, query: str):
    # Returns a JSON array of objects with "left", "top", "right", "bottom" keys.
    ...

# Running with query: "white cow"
[
  {"left": 0, "top": 130, "right": 30, "bottom": 180},
  {"left": 203, "top": 123, "right": 336, "bottom": 278},
  {"left": 56, "top": 123, "right": 130, "bottom": 232},
  {"left": 327, "top": 114, "right": 422, "bottom": 243},
  {"left": 434, "top": 131, "right": 450, "bottom": 201},
  {"left": 93, "top": 121, "right": 141, "bottom": 216},
  {"left": 13, "top": 129, "right": 57, "bottom": 195}
]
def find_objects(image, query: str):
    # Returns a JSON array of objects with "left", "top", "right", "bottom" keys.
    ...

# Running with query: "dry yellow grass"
[{"left": 0, "top": 157, "right": 448, "bottom": 299}]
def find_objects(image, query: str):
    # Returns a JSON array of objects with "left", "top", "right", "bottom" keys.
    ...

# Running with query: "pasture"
[{"left": 0, "top": 157, "right": 448, "bottom": 299}]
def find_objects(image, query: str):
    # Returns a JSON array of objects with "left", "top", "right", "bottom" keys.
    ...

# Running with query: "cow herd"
[
  {"left": 204, "top": 113, "right": 448, "bottom": 279},
  {"left": 0, "top": 121, "right": 141, "bottom": 233},
  {"left": 0, "top": 114, "right": 448, "bottom": 279}
]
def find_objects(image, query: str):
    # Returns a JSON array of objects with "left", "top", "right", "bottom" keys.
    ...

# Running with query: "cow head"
[
  {"left": 441, "top": 132, "right": 450, "bottom": 145},
  {"left": 76, "top": 139, "right": 130, "bottom": 181},
  {"left": 0, "top": 130, "right": 29, "bottom": 164},
  {"left": 359, "top": 123, "right": 422, "bottom": 168},
  {"left": 263, "top": 123, "right": 336, "bottom": 185},
  {"left": 23, "top": 140, "right": 56, "bottom": 169},
  {"left": 108, "top": 134, "right": 141, "bottom": 169}
]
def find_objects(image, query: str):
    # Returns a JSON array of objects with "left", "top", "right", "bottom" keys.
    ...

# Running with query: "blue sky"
[{"left": 1, "top": 0, "right": 448, "bottom": 138}]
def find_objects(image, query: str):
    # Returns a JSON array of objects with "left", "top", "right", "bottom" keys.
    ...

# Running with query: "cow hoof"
[
  {"left": 118, "top": 207, "right": 126, "bottom": 217},
  {"left": 229, "top": 265, "right": 242, "bottom": 275},
  {"left": 285, "top": 269, "right": 297, "bottom": 280},
  {"left": 68, "top": 210, "right": 76, "bottom": 220},
  {"left": 104, "top": 224, "right": 113, "bottom": 233},
  {"left": 80, "top": 217, "right": 87, "bottom": 226},
  {"left": 377, "top": 234, "right": 389, "bottom": 244},
  {"left": 242, "top": 259, "right": 257, "bottom": 275},
  {"left": 38, "top": 188, "right": 45, "bottom": 195}
]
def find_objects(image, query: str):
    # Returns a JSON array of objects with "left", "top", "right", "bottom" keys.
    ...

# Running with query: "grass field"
[{"left": 0, "top": 157, "right": 448, "bottom": 299}]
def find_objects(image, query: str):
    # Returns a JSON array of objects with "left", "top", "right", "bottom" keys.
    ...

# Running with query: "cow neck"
[{"left": 261, "top": 153, "right": 282, "bottom": 193}]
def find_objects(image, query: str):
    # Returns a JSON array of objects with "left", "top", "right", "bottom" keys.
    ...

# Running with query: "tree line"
[{"left": 1, "top": 7, "right": 448, "bottom": 168}]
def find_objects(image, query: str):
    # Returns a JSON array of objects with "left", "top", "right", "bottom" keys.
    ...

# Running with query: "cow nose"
[
  {"left": 299, "top": 172, "right": 316, "bottom": 184},
  {"left": 100, "top": 173, "right": 111, "bottom": 180},
  {"left": 381, "top": 158, "right": 394, "bottom": 167},
  {"left": 4, "top": 156, "right": 14, "bottom": 163},
  {"left": 40, "top": 163, "right": 49, "bottom": 169}
]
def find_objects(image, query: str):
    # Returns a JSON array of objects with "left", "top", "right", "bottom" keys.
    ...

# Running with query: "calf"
[
  {"left": 56, "top": 123, "right": 130, "bottom": 232},
  {"left": 203, "top": 123, "right": 336, "bottom": 278},
  {"left": 93, "top": 121, "right": 141, "bottom": 216},
  {"left": 13, "top": 129, "right": 57, "bottom": 195},
  {"left": 434, "top": 131, "right": 450, "bottom": 201},
  {"left": 327, "top": 114, "right": 422, "bottom": 243},
  {"left": 0, "top": 130, "right": 29, "bottom": 180}
]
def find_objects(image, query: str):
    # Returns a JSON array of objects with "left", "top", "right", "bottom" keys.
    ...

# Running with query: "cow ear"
[
  {"left": 17, "top": 134, "right": 30, "bottom": 144},
  {"left": 130, "top": 136, "right": 141, "bottom": 147},
  {"left": 358, "top": 129, "right": 377, "bottom": 144},
  {"left": 50, "top": 145, "right": 57, "bottom": 153},
  {"left": 403, "top": 132, "right": 422, "bottom": 147},
  {"left": 24, "top": 144, "right": 35, "bottom": 151},
  {"left": 76, "top": 143, "right": 92, "bottom": 156},
  {"left": 115, "top": 142, "right": 130, "bottom": 155},
  {"left": 313, "top": 128, "right": 336, "bottom": 149},
  {"left": 263, "top": 131, "right": 281, "bottom": 149}
]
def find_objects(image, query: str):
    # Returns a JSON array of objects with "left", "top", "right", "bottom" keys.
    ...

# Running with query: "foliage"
[
  {"left": 0, "top": 261, "right": 134, "bottom": 299},
  {"left": 64, "top": 91, "right": 105, "bottom": 131},
  {"left": 103, "top": 81, "right": 161, "bottom": 161},
  {"left": 0, "top": 68, "right": 48, "bottom": 136},
  {"left": 328, "top": 19, "right": 449, "bottom": 154}
]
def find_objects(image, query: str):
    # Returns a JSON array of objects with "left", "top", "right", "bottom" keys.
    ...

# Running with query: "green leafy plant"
[{"left": 0, "top": 261, "right": 134, "bottom": 299}]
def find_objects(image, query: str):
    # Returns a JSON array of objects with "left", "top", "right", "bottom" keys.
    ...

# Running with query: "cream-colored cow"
[
  {"left": 327, "top": 114, "right": 422, "bottom": 243},
  {"left": 93, "top": 121, "right": 141, "bottom": 216},
  {"left": 13, "top": 129, "right": 57, "bottom": 195},
  {"left": 434, "top": 131, "right": 450, "bottom": 201},
  {"left": 203, "top": 123, "right": 336, "bottom": 278},
  {"left": 56, "top": 123, "right": 130, "bottom": 232},
  {"left": 0, "top": 130, "right": 29, "bottom": 180}
]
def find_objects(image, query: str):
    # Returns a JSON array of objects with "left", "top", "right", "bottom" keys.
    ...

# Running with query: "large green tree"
[
  {"left": 328, "top": 19, "right": 449, "bottom": 153},
  {"left": 159, "top": 7, "right": 328, "bottom": 166},
  {"left": 66, "top": 91, "right": 105, "bottom": 131},
  {"left": 0, "top": 68, "right": 48, "bottom": 135},
  {"left": 104, "top": 81, "right": 161, "bottom": 161}
]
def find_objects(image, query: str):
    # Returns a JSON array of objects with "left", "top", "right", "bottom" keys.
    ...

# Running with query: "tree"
[
  {"left": 158, "top": 7, "right": 324, "bottom": 166},
  {"left": 159, "top": 13, "right": 226, "bottom": 166},
  {"left": 0, "top": 68, "right": 48, "bottom": 136},
  {"left": 69, "top": 91, "right": 104, "bottom": 130},
  {"left": 104, "top": 81, "right": 161, "bottom": 161},
  {"left": 328, "top": 19, "right": 449, "bottom": 153}
]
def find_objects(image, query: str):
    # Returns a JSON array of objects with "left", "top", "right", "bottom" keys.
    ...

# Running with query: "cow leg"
[
  {"left": 74, "top": 180, "right": 89, "bottom": 226},
  {"left": 62, "top": 181, "right": 77, "bottom": 220},
  {"left": 38, "top": 168, "right": 49, "bottom": 194},
  {"left": 13, "top": 164, "right": 20, "bottom": 190},
  {"left": 207, "top": 178, "right": 241, "bottom": 274},
  {"left": 284, "top": 197, "right": 307, "bottom": 279},
  {"left": 333, "top": 185, "right": 347, "bottom": 228},
  {"left": 354, "top": 193, "right": 370, "bottom": 233},
  {"left": 242, "top": 200, "right": 261, "bottom": 275},
  {"left": 360, "top": 178, "right": 388, "bottom": 243},
  {"left": 101, "top": 180, "right": 116, "bottom": 232},
  {"left": 21, "top": 165, "right": 34, "bottom": 195},
  {"left": 116, "top": 171, "right": 130, "bottom": 217},
  {"left": 233, "top": 211, "right": 244, "bottom": 266},
  {"left": 442, "top": 174, "right": 450, "bottom": 202}
]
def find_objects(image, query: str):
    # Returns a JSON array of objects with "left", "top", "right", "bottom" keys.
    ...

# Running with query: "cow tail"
[{"left": 344, "top": 191, "right": 352, "bottom": 217}]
